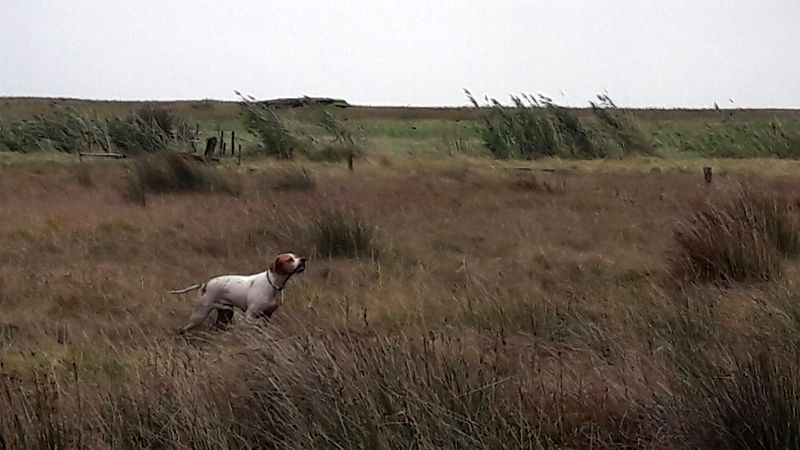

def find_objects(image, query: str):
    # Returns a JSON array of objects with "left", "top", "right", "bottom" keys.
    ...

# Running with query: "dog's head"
[{"left": 270, "top": 252, "right": 308, "bottom": 276}]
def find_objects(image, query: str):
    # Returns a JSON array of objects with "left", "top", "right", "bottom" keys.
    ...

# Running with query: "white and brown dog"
[{"left": 170, "top": 253, "right": 307, "bottom": 334}]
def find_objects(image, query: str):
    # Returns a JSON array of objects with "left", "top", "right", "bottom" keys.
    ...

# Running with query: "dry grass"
[
  {"left": 673, "top": 188, "right": 800, "bottom": 283},
  {"left": 2, "top": 156, "right": 800, "bottom": 448}
]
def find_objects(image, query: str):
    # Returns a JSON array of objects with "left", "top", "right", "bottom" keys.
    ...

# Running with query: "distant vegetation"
[{"left": 1, "top": 95, "right": 800, "bottom": 160}]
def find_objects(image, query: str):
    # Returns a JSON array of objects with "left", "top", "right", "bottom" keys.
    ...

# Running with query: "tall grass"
[
  {"left": 125, "top": 153, "right": 237, "bottom": 203},
  {"left": 0, "top": 328, "right": 660, "bottom": 449},
  {"left": 590, "top": 94, "right": 653, "bottom": 156},
  {"left": 107, "top": 114, "right": 170, "bottom": 153},
  {"left": 673, "top": 188, "right": 800, "bottom": 283},
  {"left": 0, "top": 106, "right": 180, "bottom": 154},
  {"left": 679, "top": 351, "right": 800, "bottom": 449},
  {"left": 310, "top": 208, "right": 377, "bottom": 258},
  {"left": 268, "top": 166, "right": 316, "bottom": 191},
  {"left": 467, "top": 91, "right": 642, "bottom": 160},
  {"left": 0, "top": 107, "right": 109, "bottom": 153},
  {"left": 238, "top": 91, "right": 297, "bottom": 159},
  {"left": 654, "top": 115, "right": 800, "bottom": 159}
]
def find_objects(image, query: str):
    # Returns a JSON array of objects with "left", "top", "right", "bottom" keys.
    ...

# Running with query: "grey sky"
[{"left": 1, "top": 0, "right": 798, "bottom": 107}]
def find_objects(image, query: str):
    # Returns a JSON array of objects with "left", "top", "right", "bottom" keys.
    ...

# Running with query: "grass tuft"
[
  {"left": 673, "top": 188, "right": 800, "bottom": 283},
  {"left": 310, "top": 208, "right": 376, "bottom": 258},
  {"left": 269, "top": 166, "right": 316, "bottom": 191},
  {"left": 681, "top": 351, "right": 800, "bottom": 449},
  {"left": 123, "top": 153, "right": 237, "bottom": 203}
]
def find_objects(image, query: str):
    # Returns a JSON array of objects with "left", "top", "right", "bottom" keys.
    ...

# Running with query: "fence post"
[
  {"left": 230, "top": 130, "right": 235, "bottom": 159},
  {"left": 703, "top": 166, "right": 713, "bottom": 184},
  {"left": 204, "top": 137, "right": 218, "bottom": 158},
  {"left": 238, "top": 143, "right": 242, "bottom": 165},
  {"left": 219, "top": 129, "right": 224, "bottom": 155}
]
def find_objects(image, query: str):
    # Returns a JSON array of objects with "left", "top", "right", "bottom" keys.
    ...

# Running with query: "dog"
[{"left": 169, "top": 252, "right": 307, "bottom": 334}]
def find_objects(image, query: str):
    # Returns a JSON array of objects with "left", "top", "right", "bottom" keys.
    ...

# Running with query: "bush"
[
  {"left": 673, "top": 189, "right": 800, "bottom": 283},
  {"left": 310, "top": 208, "right": 376, "bottom": 258}
]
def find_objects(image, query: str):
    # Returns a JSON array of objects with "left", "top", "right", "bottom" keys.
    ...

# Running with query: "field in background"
[
  {"left": 3, "top": 96, "right": 800, "bottom": 159},
  {"left": 2, "top": 98, "right": 800, "bottom": 448}
]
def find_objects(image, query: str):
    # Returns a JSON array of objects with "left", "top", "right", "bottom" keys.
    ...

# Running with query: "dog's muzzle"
[{"left": 295, "top": 257, "right": 308, "bottom": 273}]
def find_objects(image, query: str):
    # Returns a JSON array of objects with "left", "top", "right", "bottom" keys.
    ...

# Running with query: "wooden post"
[
  {"left": 221, "top": 142, "right": 227, "bottom": 155},
  {"left": 204, "top": 137, "right": 218, "bottom": 158},
  {"left": 703, "top": 166, "right": 713, "bottom": 184},
  {"left": 347, "top": 153, "right": 354, "bottom": 171},
  {"left": 230, "top": 130, "right": 235, "bottom": 159},
  {"left": 219, "top": 129, "right": 224, "bottom": 155},
  {"left": 238, "top": 143, "right": 242, "bottom": 165}
]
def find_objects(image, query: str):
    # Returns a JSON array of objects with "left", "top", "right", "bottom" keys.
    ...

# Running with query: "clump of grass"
[
  {"left": 269, "top": 166, "right": 316, "bottom": 191},
  {"left": 310, "top": 208, "right": 376, "bottom": 258},
  {"left": 680, "top": 351, "right": 800, "bottom": 449},
  {"left": 590, "top": 94, "right": 653, "bottom": 156},
  {"left": 0, "top": 107, "right": 109, "bottom": 153},
  {"left": 309, "top": 142, "right": 363, "bottom": 164},
  {"left": 673, "top": 188, "right": 800, "bottom": 283},
  {"left": 123, "top": 153, "right": 237, "bottom": 204},
  {"left": 238, "top": 91, "right": 296, "bottom": 159},
  {"left": 135, "top": 104, "right": 175, "bottom": 136},
  {"left": 509, "top": 173, "right": 564, "bottom": 194},
  {"left": 467, "top": 91, "right": 616, "bottom": 160},
  {"left": 107, "top": 114, "right": 170, "bottom": 153},
  {"left": 311, "top": 110, "right": 363, "bottom": 167}
]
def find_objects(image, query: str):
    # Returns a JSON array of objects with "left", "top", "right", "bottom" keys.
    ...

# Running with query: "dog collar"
[{"left": 266, "top": 271, "right": 285, "bottom": 291}]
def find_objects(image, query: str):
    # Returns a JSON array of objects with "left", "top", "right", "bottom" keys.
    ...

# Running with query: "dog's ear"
[{"left": 271, "top": 254, "right": 293, "bottom": 275}]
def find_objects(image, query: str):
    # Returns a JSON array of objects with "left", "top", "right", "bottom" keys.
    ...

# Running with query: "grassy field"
[{"left": 2, "top": 98, "right": 800, "bottom": 448}]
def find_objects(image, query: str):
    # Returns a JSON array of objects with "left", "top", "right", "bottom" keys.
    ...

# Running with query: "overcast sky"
[{"left": 1, "top": 1, "right": 797, "bottom": 107}]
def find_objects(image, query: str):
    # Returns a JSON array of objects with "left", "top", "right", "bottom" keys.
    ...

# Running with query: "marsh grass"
[
  {"left": 310, "top": 208, "right": 377, "bottom": 259},
  {"left": 268, "top": 166, "right": 316, "bottom": 191},
  {"left": 673, "top": 188, "right": 800, "bottom": 283},
  {"left": 122, "top": 153, "right": 238, "bottom": 204}
]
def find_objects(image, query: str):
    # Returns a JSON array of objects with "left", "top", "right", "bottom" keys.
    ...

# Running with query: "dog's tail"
[{"left": 168, "top": 283, "right": 203, "bottom": 294}]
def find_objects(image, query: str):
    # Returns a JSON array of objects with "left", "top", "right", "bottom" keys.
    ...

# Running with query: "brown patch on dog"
[{"left": 270, "top": 253, "right": 294, "bottom": 275}]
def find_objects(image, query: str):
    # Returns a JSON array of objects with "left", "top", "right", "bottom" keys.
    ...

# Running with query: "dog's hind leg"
[{"left": 178, "top": 305, "right": 213, "bottom": 334}]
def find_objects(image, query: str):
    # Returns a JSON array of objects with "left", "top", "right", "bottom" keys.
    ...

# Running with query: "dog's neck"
[{"left": 266, "top": 270, "right": 291, "bottom": 291}]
